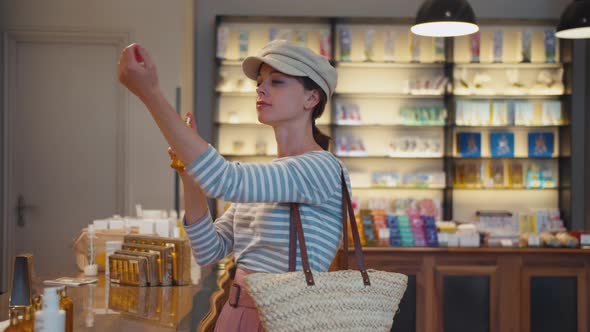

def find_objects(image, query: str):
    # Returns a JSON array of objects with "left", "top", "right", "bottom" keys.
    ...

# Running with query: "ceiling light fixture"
[
  {"left": 556, "top": 0, "right": 590, "bottom": 39},
  {"left": 411, "top": 0, "right": 479, "bottom": 37}
]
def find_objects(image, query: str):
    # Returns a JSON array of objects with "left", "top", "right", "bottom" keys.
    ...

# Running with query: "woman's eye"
[{"left": 271, "top": 80, "right": 283, "bottom": 84}]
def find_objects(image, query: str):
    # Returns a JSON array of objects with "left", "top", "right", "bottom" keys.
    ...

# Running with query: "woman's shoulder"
[{"left": 277, "top": 150, "right": 342, "bottom": 170}]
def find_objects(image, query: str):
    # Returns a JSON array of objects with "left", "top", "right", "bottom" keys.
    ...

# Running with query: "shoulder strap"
[{"left": 288, "top": 168, "right": 370, "bottom": 286}]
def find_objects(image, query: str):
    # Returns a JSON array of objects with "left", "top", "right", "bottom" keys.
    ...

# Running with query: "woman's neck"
[{"left": 273, "top": 122, "right": 322, "bottom": 158}]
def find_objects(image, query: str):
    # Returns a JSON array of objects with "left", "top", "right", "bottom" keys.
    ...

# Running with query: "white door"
[{"left": 3, "top": 32, "right": 128, "bottom": 285}]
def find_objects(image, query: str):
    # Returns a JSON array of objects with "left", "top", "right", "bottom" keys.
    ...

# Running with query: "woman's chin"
[{"left": 257, "top": 116, "right": 272, "bottom": 126}]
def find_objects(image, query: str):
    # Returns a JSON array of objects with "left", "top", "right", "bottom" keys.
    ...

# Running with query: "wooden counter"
[
  {"left": 0, "top": 275, "right": 201, "bottom": 331},
  {"left": 339, "top": 247, "right": 590, "bottom": 332}
]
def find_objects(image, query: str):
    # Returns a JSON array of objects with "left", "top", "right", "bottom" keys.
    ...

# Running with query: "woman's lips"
[{"left": 256, "top": 101, "right": 271, "bottom": 109}]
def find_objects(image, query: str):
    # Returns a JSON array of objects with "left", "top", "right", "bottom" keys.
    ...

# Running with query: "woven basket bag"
[{"left": 244, "top": 169, "right": 408, "bottom": 332}]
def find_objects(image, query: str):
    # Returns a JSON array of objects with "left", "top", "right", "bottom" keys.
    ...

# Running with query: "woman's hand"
[{"left": 117, "top": 43, "right": 160, "bottom": 102}]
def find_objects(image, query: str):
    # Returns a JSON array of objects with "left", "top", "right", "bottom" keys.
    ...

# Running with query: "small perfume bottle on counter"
[
  {"left": 3, "top": 309, "right": 20, "bottom": 332},
  {"left": 59, "top": 287, "right": 74, "bottom": 332},
  {"left": 35, "top": 287, "right": 65, "bottom": 332},
  {"left": 20, "top": 307, "right": 34, "bottom": 332}
]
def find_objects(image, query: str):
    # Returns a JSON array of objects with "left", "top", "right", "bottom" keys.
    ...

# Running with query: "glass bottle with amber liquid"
[
  {"left": 3, "top": 309, "right": 21, "bottom": 332},
  {"left": 59, "top": 288, "right": 74, "bottom": 332},
  {"left": 19, "top": 307, "right": 34, "bottom": 332},
  {"left": 170, "top": 115, "right": 192, "bottom": 171}
]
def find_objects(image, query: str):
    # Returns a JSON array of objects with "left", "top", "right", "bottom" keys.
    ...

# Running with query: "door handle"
[{"left": 16, "top": 195, "right": 33, "bottom": 227}]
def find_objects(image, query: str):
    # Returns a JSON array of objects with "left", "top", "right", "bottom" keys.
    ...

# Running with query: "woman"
[{"left": 118, "top": 40, "right": 351, "bottom": 331}]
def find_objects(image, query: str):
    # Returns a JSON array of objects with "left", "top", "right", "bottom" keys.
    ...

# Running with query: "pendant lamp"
[
  {"left": 556, "top": 0, "right": 590, "bottom": 39},
  {"left": 411, "top": 0, "right": 479, "bottom": 37}
]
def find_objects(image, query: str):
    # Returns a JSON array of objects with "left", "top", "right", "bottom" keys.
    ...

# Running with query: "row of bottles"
[{"left": 4, "top": 287, "right": 73, "bottom": 332}]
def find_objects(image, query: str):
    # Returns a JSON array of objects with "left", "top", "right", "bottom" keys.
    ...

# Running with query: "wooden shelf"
[
  {"left": 336, "top": 62, "right": 445, "bottom": 69},
  {"left": 452, "top": 124, "right": 568, "bottom": 129},
  {"left": 353, "top": 186, "right": 446, "bottom": 190},
  {"left": 334, "top": 123, "right": 445, "bottom": 128},
  {"left": 451, "top": 187, "right": 559, "bottom": 191},
  {"left": 453, "top": 63, "right": 562, "bottom": 69},
  {"left": 333, "top": 92, "right": 444, "bottom": 99},
  {"left": 453, "top": 94, "right": 565, "bottom": 100},
  {"left": 350, "top": 246, "right": 590, "bottom": 254}
]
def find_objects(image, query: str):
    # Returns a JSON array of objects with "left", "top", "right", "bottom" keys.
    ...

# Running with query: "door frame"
[{"left": 1, "top": 28, "right": 131, "bottom": 292}]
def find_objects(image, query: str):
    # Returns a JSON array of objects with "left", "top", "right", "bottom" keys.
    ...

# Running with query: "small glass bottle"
[
  {"left": 170, "top": 116, "right": 192, "bottom": 171},
  {"left": 20, "top": 307, "right": 34, "bottom": 332},
  {"left": 59, "top": 288, "right": 74, "bottom": 332},
  {"left": 33, "top": 294, "right": 43, "bottom": 312},
  {"left": 84, "top": 225, "right": 98, "bottom": 276},
  {"left": 35, "top": 287, "right": 65, "bottom": 332},
  {"left": 3, "top": 309, "right": 21, "bottom": 332}
]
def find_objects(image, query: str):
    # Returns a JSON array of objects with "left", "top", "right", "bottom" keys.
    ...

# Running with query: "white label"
[
  {"left": 581, "top": 234, "right": 590, "bottom": 246},
  {"left": 528, "top": 235, "right": 541, "bottom": 247},
  {"left": 500, "top": 239, "right": 513, "bottom": 247}
]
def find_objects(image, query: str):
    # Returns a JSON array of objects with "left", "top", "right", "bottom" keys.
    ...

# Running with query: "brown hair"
[{"left": 296, "top": 76, "right": 331, "bottom": 151}]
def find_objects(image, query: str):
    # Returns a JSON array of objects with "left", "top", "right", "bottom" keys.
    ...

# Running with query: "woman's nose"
[{"left": 256, "top": 83, "right": 266, "bottom": 96}]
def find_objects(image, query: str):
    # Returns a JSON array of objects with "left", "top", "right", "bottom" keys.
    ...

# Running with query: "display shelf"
[
  {"left": 451, "top": 156, "right": 559, "bottom": 160},
  {"left": 453, "top": 63, "right": 563, "bottom": 69},
  {"left": 216, "top": 122, "right": 331, "bottom": 127},
  {"left": 222, "top": 154, "right": 277, "bottom": 158},
  {"left": 452, "top": 125, "right": 568, "bottom": 129},
  {"left": 333, "top": 123, "right": 445, "bottom": 128},
  {"left": 216, "top": 91, "right": 256, "bottom": 97},
  {"left": 220, "top": 60, "right": 245, "bottom": 66},
  {"left": 214, "top": 16, "right": 572, "bottom": 226},
  {"left": 333, "top": 92, "right": 444, "bottom": 99},
  {"left": 336, "top": 62, "right": 445, "bottom": 69},
  {"left": 336, "top": 154, "right": 443, "bottom": 159},
  {"left": 451, "top": 187, "right": 559, "bottom": 191},
  {"left": 454, "top": 94, "right": 568, "bottom": 100},
  {"left": 353, "top": 186, "right": 446, "bottom": 190}
]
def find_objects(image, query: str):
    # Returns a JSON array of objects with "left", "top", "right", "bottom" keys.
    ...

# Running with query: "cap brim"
[{"left": 242, "top": 56, "right": 308, "bottom": 81}]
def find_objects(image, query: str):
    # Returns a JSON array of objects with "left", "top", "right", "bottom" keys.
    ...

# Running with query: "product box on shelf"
[{"left": 457, "top": 132, "right": 482, "bottom": 157}]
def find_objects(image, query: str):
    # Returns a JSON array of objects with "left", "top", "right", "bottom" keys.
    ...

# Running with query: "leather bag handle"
[{"left": 288, "top": 168, "right": 370, "bottom": 286}]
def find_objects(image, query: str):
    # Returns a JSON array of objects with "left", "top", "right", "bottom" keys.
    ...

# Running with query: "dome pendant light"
[
  {"left": 411, "top": 0, "right": 479, "bottom": 37},
  {"left": 556, "top": 0, "right": 590, "bottom": 39}
]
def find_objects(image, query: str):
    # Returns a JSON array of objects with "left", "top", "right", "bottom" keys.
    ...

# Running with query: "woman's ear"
[{"left": 303, "top": 89, "right": 320, "bottom": 110}]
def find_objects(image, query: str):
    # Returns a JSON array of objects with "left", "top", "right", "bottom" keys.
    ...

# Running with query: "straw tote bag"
[{"left": 243, "top": 169, "right": 408, "bottom": 332}]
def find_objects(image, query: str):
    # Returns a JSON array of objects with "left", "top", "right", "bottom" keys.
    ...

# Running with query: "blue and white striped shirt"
[{"left": 183, "top": 145, "right": 350, "bottom": 273}]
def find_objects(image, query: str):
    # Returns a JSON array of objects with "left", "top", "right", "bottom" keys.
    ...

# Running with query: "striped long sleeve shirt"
[{"left": 183, "top": 145, "right": 350, "bottom": 273}]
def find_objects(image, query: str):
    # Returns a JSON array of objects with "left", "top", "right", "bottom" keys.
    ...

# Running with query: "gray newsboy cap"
[{"left": 242, "top": 40, "right": 337, "bottom": 98}]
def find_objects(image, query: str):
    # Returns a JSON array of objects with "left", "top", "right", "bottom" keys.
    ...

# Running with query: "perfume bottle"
[
  {"left": 3, "top": 309, "right": 21, "bottom": 332},
  {"left": 170, "top": 116, "right": 192, "bottom": 171},
  {"left": 34, "top": 287, "right": 65, "bottom": 332},
  {"left": 20, "top": 306, "right": 34, "bottom": 332},
  {"left": 59, "top": 288, "right": 74, "bottom": 332}
]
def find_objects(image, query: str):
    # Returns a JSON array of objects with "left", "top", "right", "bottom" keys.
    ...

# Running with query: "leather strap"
[{"left": 288, "top": 168, "right": 371, "bottom": 286}]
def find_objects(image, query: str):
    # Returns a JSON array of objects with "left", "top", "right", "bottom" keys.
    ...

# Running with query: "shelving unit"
[
  {"left": 447, "top": 23, "right": 570, "bottom": 223},
  {"left": 213, "top": 16, "right": 572, "bottom": 227}
]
